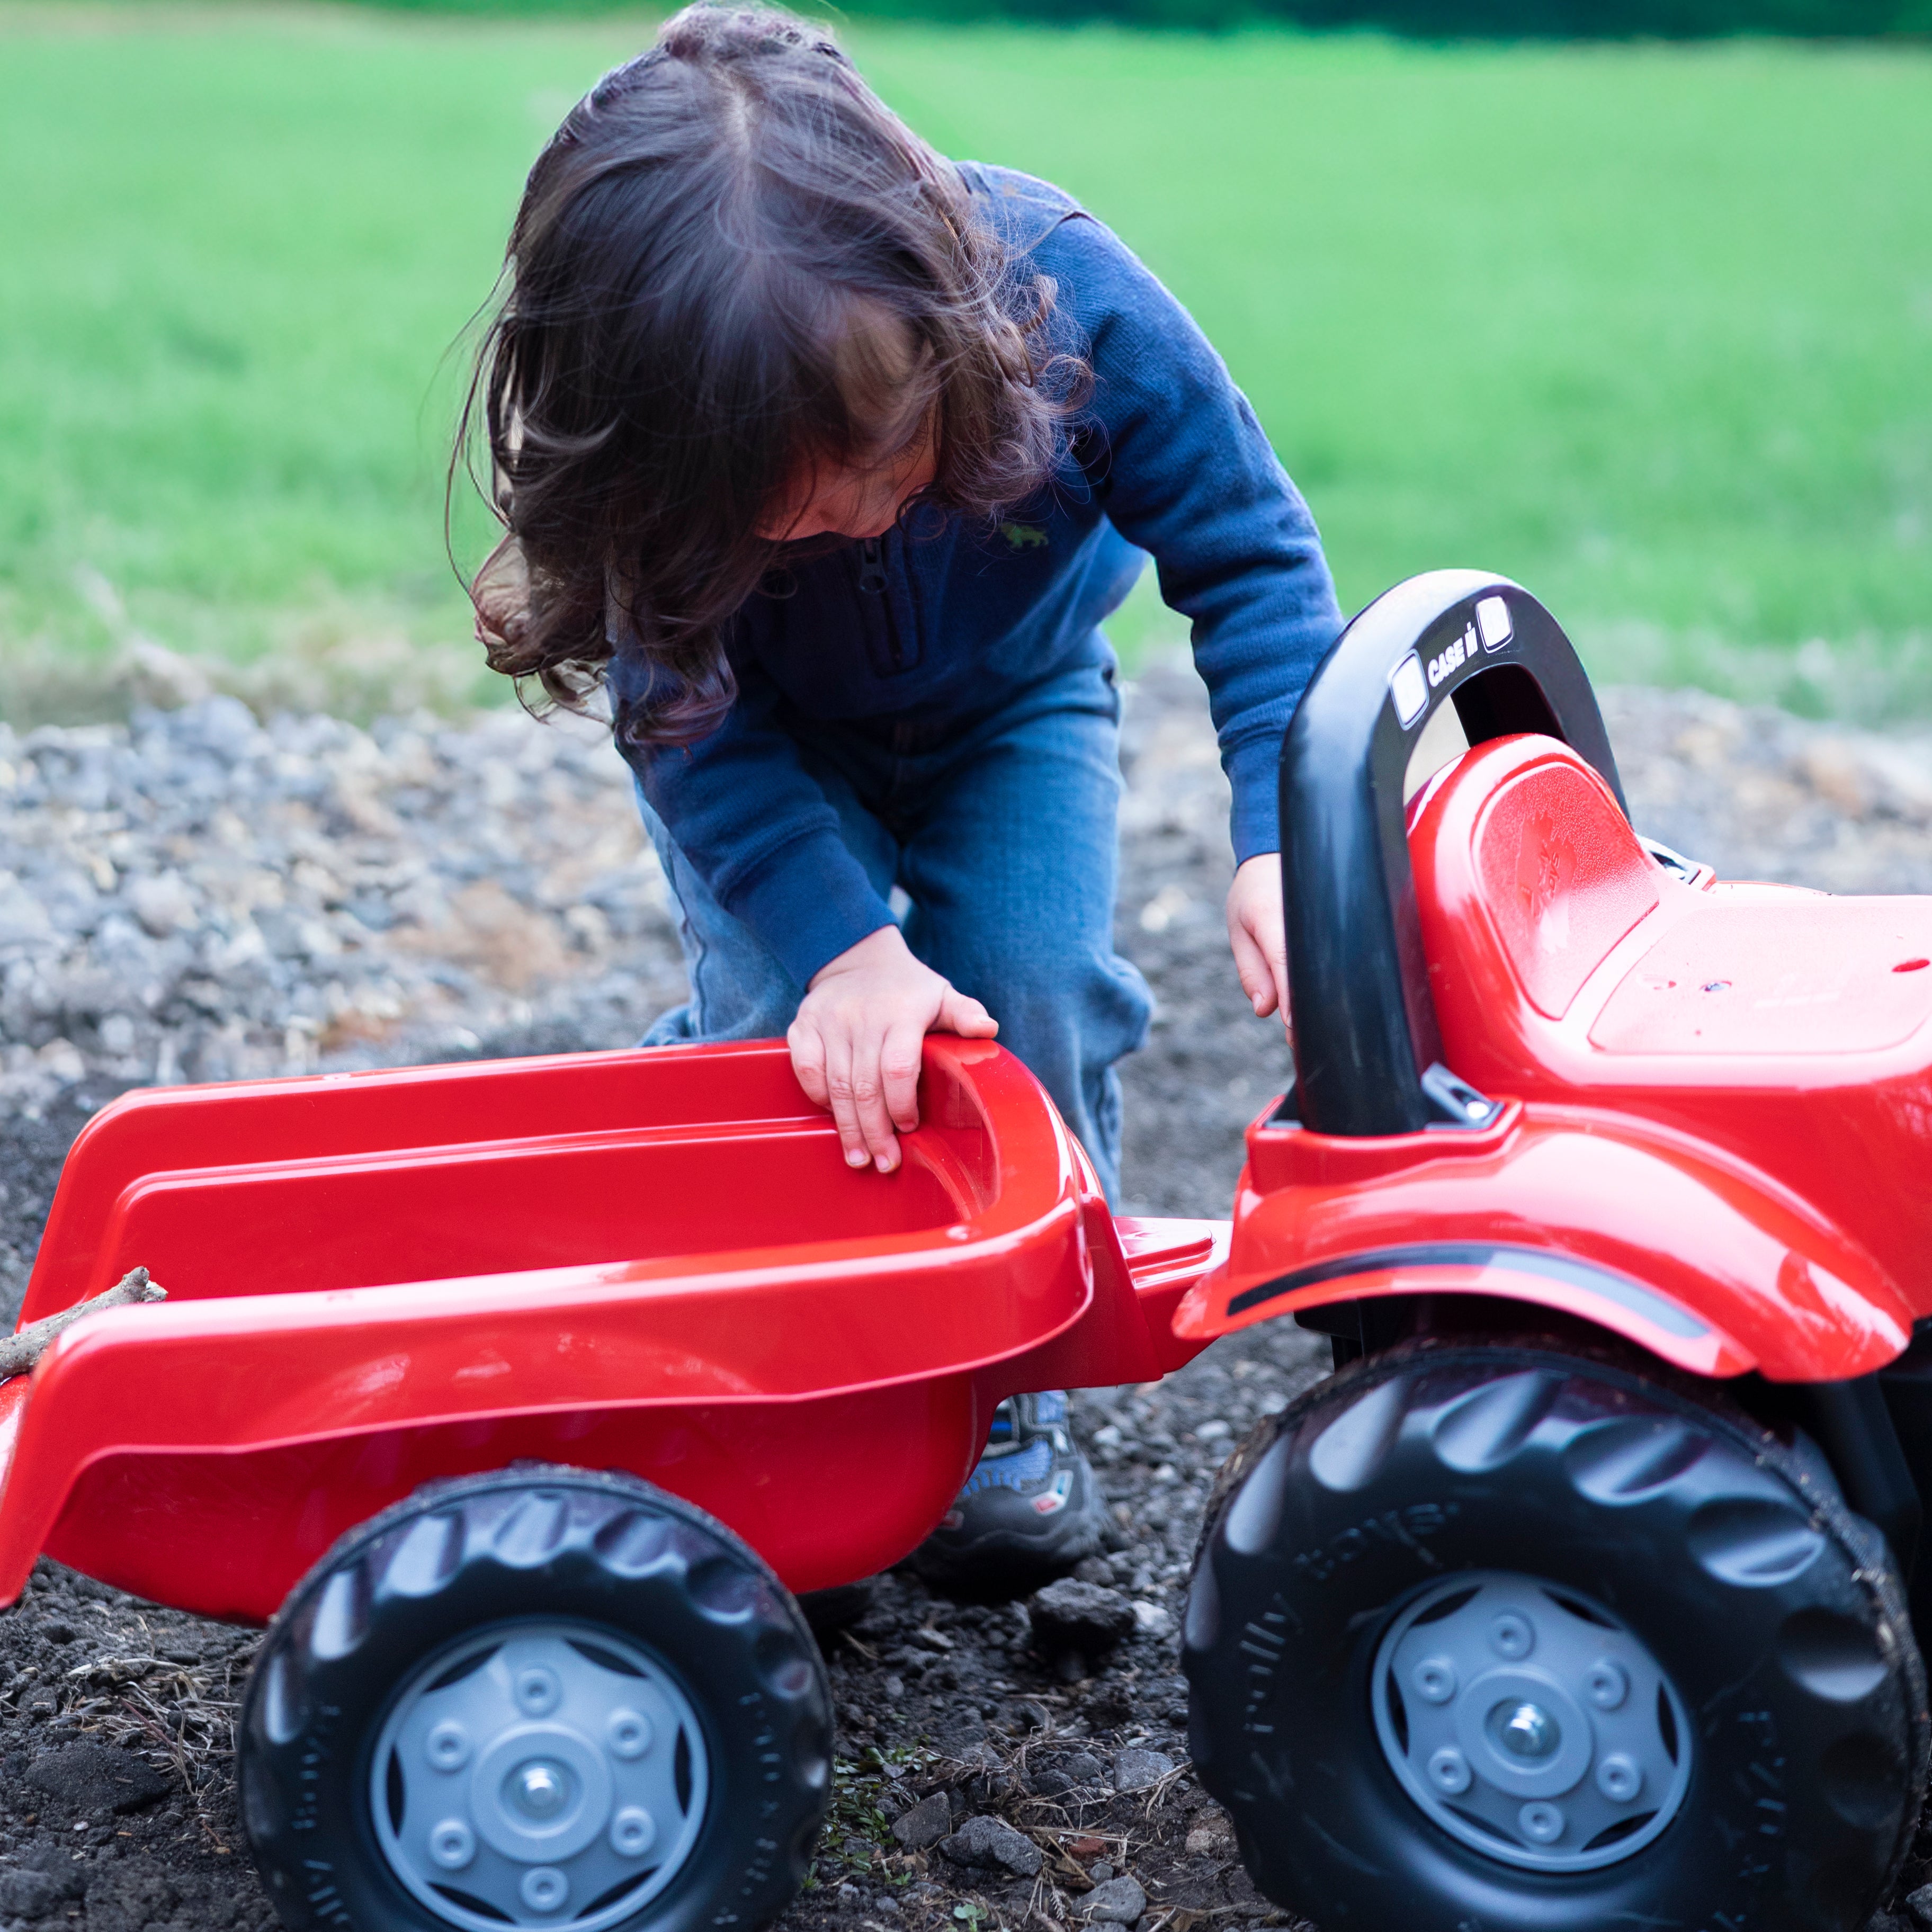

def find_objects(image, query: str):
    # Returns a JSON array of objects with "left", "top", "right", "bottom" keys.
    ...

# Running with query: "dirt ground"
[{"left": 0, "top": 665, "right": 1927, "bottom": 1931}]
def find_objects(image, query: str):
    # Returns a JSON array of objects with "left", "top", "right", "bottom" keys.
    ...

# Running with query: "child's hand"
[
  {"left": 1227, "top": 855, "right": 1293, "bottom": 1040},
  {"left": 790, "top": 926, "right": 998, "bottom": 1174}
]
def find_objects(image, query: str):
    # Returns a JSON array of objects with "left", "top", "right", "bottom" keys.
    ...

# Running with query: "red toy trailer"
[{"left": 6, "top": 571, "right": 1931, "bottom": 1932}]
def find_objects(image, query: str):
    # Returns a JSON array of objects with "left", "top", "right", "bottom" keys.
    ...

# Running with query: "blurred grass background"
[{"left": 0, "top": 3, "right": 1927, "bottom": 723}]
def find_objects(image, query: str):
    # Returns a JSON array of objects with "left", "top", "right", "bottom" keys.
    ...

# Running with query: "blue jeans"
[{"left": 636, "top": 657, "right": 1153, "bottom": 1205}]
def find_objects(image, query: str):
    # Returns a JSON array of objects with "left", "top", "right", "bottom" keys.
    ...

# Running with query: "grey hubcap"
[
  {"left": 371, "top": 1621, "right": 709, "bottom": 1931},
  {"left": 1372, "top": 1573, "right": 1691, "bottom": 1872}
]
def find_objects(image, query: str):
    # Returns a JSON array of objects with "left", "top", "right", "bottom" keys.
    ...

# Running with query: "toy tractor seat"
[
  {"left": 1408, "top": 729, "right": 1932, "bottom": 1066},
  {"left": 1274, "top": 571, "right": 1932, "bottom": 1329}
]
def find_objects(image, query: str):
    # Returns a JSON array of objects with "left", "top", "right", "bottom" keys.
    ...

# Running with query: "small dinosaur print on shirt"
[{"left": 1000, "top": 522, "right": 1049, "bottom": 551}]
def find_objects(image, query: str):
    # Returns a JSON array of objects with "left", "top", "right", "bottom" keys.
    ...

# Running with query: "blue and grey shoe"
[{"left": 910, "top": 1391, "right": 1105, "bottom": 1594}]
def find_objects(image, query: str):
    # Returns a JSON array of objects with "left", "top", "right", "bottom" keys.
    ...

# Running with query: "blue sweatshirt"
[{"left": 612, "top": 164, "right": 1342, "bottom": 990}]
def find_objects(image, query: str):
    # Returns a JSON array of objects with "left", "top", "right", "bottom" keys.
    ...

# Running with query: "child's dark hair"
[{"left": 459, "top": 3, "right": 1086, "bottom": 746}]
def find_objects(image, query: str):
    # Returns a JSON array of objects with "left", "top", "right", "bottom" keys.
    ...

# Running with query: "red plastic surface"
[
  {"left": 1, "top": 1040, "right": 1218, "bottom": 1621},
  {"left": 1189, "top": 734, "right": 1932, "bottom": 1384},
  {"left": 1590, "top": 900, "right": 1932, "bottom": 1055},
  {"left": 1471, "top": 754, "right": 1659, "bottom": 1018}
]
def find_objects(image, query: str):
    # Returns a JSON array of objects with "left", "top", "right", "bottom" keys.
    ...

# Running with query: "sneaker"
[{"left": 909, "top": 1391, "right": 1104, "bottom": 1595}]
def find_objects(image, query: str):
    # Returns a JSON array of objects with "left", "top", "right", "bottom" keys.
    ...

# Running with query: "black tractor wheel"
[
  {"left": 1184, "top": 1338, "right": 1928, "bottom": 1932},
  {"left": 240, "top": 1466, "right": 831, "bottom": 1932}
]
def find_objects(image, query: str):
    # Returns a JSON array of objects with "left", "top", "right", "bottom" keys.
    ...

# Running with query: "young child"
[{"left": 464, "top": 3, "right": 1340, "bottom": 1588}]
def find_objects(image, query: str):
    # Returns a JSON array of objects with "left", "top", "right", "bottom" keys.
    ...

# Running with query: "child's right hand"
[{"left": 789, "top": 926, "right": 998, "bottom": 1175}]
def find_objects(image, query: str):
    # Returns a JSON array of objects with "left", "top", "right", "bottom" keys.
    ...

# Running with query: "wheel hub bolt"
[
  {"left": 506, "top": 1758, "right": 574, "bottom": 1821},
  {"left": 1497, "top": 1701, "right": 1560, "bottom": 1759},
  {"left": 428, "top": 1819, "right": 475, "bottom": 1871},
  {"left": 1518, "top": 1801, "right": 1564, "bottom": 1844},
  {"left": 1489, "top": 1613, "right": 1534, "bottom": 1659},
  {"left": 611, "top": 1804, "right": 657, "bottom": 1857},
  {"left": 425, "top": 1721, "right": 470, "bottom": 1772},
  {"left": 609, "top": 1709, "right": 652, "bottom": 1760},
  {"left": 1585, "top": 1660, "right": 1629, "bottom": 1710},
  {"left": 1596, "top": 1752, "right": 1642, "bottom": 1802},
  {"left": 521, "top": 1866, "right": 568, "bottom": 1912},
  {"left": 1411, "top": 1657, "right": 1457, "bottom": 1704},
  {"left": 1428, "top": 1747, "right": 1472, "bottom": 1794},
  {"left": 515, "top": 1666, "right": 562, "bottom": 1715}
]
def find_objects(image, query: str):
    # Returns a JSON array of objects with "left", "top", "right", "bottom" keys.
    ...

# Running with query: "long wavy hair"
[{"left": 457, "top": 3, "right": 1088, "bottom": 747}]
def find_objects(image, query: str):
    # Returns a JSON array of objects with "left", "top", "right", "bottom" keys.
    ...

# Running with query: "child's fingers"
[
  {"left": 1257, "top": 923, "right": 1293, "bottom": 1042},
  {"left": 936, "top": 987, "right": 999, "bottom": 1037},
  {"left": 881, "top": 1021, "right": 925, "bottom": 1136},
  {"left": 1251, "top": 914, "right": 1292, "bottom": 1039},
  {"left": 817, "top": 1033, "right": 876, "bottom": 1170},
  {"left": 844, "top": 1035, "right": 902, "bottom": 1173},
  {"left": 1228, "top": 917, "right": 1278, "bottom": 1018},
  {"left": 787, "top": 1017, "right": 831, "bottom": 1110},
  {"left": 819, "top": 1022, "right": 900, "bottom": 1174}
]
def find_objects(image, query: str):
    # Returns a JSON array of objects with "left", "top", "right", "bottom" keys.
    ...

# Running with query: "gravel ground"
[{"left": 0, "top": 664, "right": 1926, "bottom": 1931}]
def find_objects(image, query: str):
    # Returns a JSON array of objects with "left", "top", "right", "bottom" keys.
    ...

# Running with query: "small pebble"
[
  {"left": 889, "top": 1792, "right": 951, "bottom": 1852},
  {"left": 937, "top": 1815, "right": 1043, "bottom": 1878},
  {"left": 1030, "top": 1580, "right": 1138, "bottom": 1656},
  {"left": 1081, "top": 1875, "right": 1148, "bottom": 1924},
  {"left": 1112, "top": 1748, "right": 1176, "bottom": 1793}
]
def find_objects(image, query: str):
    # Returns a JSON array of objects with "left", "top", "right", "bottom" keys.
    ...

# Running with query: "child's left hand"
[{"left": 1227, "top": 855, "right": 1292, "bottom": 1040}]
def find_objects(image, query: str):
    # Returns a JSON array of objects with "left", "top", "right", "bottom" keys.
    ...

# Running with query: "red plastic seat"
[{"left": 1407, "top": 732, "right": 1932, "bottom": 1303}]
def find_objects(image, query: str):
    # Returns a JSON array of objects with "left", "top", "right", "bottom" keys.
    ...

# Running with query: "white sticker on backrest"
[
  {"left": 1390, "top": 652, "right": 1429, "bottom": 728},
  {"left": 1476, "top": 595, "right": 1513, "bottom": 652}
]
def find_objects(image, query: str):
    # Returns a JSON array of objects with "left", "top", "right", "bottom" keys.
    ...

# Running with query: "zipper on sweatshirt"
[{"left": 857, "top": 536, "right": 910, "bottom": 672}]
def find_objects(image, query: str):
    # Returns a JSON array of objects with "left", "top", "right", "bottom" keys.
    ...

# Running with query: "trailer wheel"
[
  {"left": 240, "top": 1467, "right": 831, "bottom": 1932},
  {"left": 1184, "top": 1339, "right": 1928, "bottom": 1932}
]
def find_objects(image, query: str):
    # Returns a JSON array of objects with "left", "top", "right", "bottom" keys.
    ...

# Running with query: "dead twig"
[{"left": 0, "top": 1267, "right": 166, "bottom": 1378}]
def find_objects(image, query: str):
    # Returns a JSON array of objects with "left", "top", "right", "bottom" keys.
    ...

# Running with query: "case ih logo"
[
  {"left": 1425, "top": 596, "right": 1515, "bottom": 692},
  {"left": 1426, "top": 622, "right": 1480, "bottom": 691}
]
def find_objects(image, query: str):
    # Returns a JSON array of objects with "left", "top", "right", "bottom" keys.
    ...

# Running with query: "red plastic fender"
[{"left": 1178, "top": 1099, "right": 1911, "bottom": 1382}]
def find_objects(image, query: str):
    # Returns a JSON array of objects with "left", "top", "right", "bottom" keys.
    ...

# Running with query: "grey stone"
[
  {"left": 1111, "top": 1748, "right": 1176, "bottom": 1793},
  {"left": 1063, "top": 1750, "right": 1106, "bottom": 1786},
  {"left": 24, "top": 1743, "right": 169, "bottom": 1815},
  {"left": 889, "top": 1792, "right": 952, "bottom": 1851},
  {"left": 127, "top": 873, "right": 195, "bottom": 938},
  {"left": 1906, "top": 1885, "right": 1932, "bottom": 1931},
  {"left": 0, "top": 1865, "right": 80, "bottom": 1917},
  {"left": 1081, "top": 1876, "right": 1148, "bottom": 1924},
  {"left": 937, "top": 1815, "right": 1043, "bottom": 1877},
  {"left": 1028, "top": 1579, "right": 1137, "bottom": 1654}
]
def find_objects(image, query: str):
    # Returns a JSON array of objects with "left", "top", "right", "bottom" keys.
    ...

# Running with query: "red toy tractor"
[{"left": 6, "top": 571, "right": 1931, "bottom": 1932}]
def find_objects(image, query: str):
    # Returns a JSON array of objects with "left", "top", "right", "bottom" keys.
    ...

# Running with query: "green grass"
[{"left": 2, "top": 5, "right": 1929, "bottom": 722}]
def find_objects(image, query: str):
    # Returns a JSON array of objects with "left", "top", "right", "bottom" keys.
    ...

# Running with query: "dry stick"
[{"left": 0, "top": 1266, "right": 167, "bottom": 1378}]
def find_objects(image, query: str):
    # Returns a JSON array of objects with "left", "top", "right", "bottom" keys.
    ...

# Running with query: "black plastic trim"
[
  {"left": 1418, "top": 1061, "right": 1504, "bottom": 1129},
  {"left": 1280, "top": 572, "right": 1623, "bottom": 1138},
  {"left": 1226, "top": 1240, "right": 1712, "bottom": 1340}
]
